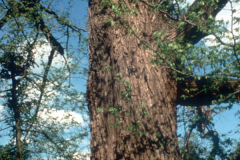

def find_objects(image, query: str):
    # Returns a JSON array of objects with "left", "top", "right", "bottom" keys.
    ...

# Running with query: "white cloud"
[
  {"left": 73, "top": 150, "right": 90, "bottom": 160},
  {"left": 204, "top": 3, "right": 240, "bottom": 46},
  {"left": 0, "top": 105, "right": 5, "bottom": 122},
  {"left": 185, "top": 0, "right": 240, "bottom": 25},
  {"left": 215, "top": 3, "right": 240, "bottom": 28},
  {"left": 31, "top": 40, "right": 67, "bottom": 74},
  {"left": 0, "top": 105, "right": 3, "bottom": 113},
  {"left": 38, "top": 108, "right": 84, "bottom": 124},
  {"left": 23, "top": 78, "right": 60, "bottom": 105},
  {"left": 185, "top": 0, "right": 194, "bottom": 5}
]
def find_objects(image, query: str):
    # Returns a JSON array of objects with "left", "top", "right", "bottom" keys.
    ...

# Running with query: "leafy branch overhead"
[
  {"left": 180, "top": 0, "right": 228, "bottom": 43},
  {"left": 0, "top": 0, "right": 85, "bottom": 55},
  {"left": 109, "top": 0, "right": 239, "bottom": 106},
  {"left": 144, "top": 0, "right": 240, "bottom": 106},
  {"left": 0, "top": 0, "right": 89, "bottom": 159},
  {"left": 0, "top": 0, "right": 86, "bottom": 121}
]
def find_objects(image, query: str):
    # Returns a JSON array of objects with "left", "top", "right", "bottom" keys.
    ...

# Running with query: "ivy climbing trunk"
[
  {"left": 88, "top": 0, "right": 228, "bottom": 159},
  {"left": 87, "top": 1, "right": 179, "bottom": 159}
]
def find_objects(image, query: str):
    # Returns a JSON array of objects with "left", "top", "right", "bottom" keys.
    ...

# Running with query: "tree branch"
[
  {"left": 0, "top": 9, "right": 13, "bottom": 30},
  {"left": 40, "top": 5, "right": 86, "bottom": 32},
  {"left": 24, "top": 49, "right": 55, "bottom": 140},
  {"left": 34, "top": 14, "right": 64, "bottom": 55},
  {"left": 177, "top": 77, "right": 240, "bottom": 106},
  {"left": 179, "top": 0, "right": 228, "bottom": 44},
  {"left": 0, "top": 89, "right": 11, "bottom": 93},
  {"left": 139, "top": 0, "right": 179, "bottom": 21}
]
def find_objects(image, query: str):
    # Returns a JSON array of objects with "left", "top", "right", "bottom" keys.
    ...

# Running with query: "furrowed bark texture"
[
  {"left": 87, "top": 0, "right": 228, "bottom": 159},
  {"left": 88, "top": 1, "right": 179, "bottom": 159}
]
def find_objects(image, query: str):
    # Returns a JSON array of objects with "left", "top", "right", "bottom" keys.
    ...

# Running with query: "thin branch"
[
  {"left": 221, "top": 89, "right": 240, "bottom": 103},
  {"left": 40, "top": 5, "right": 86, "bottom": 32},
  {"left": 175, "top": 0, "right": 181, "bottom": 19},
  {"left": 0, "top": 9, "right": 13, "bottom": 30},
  {"left": 24, "top": 49, "right": 56, "bottom": 140},
  {"left": 126, "top": 22, "right": 196, "bottom": 78},
  {"left": 35, "top": 15, "right": 64, "bottom": 55},
  {"left": 180, "top": 0, "right": 228, "bottom": 44},
  {"left": 178, "top": 77, "right": 240, "bottom": 106},
  {"left": 35, "top": 49, "right": 55, "bottom": 118},
  {"left": 139, "top": 0, "right": 178, "bottom": 21},
  {"left": 0, "top": 126, "right": 12, "bottom": 132},
  {"left": 34, "top": 13, "right": 71, "bottom": 78},
  {"left": 22, "top": 129, "right": 67, "bottom": 154},
  {"left": 0, "top": 89, "right": 11, "bottom": 93},
  {"left": 183, "top": 0, "right": 228, "bottom": 19},
  {"left": 212, "top": 33, "right": 233, "bottom": 47},
  {"left": 11, "top": 16, "right": 39, "bottom": 82},
  {"left": 49, "top": 81, "right": 84, "bottom": 103},
  {"left": 184, "top": 126, "right": 194, "bottom": 154},
  {"left": 228, "top": 0, "right": 240, "bottom": 65}
]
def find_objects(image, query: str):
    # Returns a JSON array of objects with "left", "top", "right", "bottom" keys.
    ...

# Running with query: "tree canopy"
[{"left": 0, "top": 0, "right": 89, "bottom": 159}]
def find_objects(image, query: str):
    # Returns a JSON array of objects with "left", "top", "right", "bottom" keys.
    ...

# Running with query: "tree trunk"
[
  {"left": 10, "top": 55, "right": 24, "bottom": 160},
  {"left": 88, "top": 0, "right": 229, "bottom": 159},
  {"left": 87, "top": 1, "right": 179, "bottom": 159}
]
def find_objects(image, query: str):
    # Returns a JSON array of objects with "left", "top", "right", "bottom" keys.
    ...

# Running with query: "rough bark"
[
  {"left": 87, "top": 0, "right": 228, "bottom": 159},
  {"left": 88, "top": 1, "right": 179, "bottom": 159}
]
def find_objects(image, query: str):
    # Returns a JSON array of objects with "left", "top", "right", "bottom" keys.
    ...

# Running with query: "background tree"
[
  {"left": 0, "top": 0, "right": 89, "bottom": 159},
  {"left": 228, "top": 142, "right": 240, "bottom": 160},
  {"left": 87, "top": 0, "right": 240, "bottom": 159}
]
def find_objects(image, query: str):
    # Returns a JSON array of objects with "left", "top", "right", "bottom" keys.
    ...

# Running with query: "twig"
[{"left": 40, "top": 5, "right": 86, "bottom": 32}]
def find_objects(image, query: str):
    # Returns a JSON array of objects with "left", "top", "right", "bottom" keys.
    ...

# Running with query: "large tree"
[{"left": 87, "top": 0, "right": 240, "bottom": 159}]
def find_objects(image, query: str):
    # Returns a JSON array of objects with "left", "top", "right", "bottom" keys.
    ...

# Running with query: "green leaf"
[{"left": 107, "top": 18, "right": 116, "bottom": 26}]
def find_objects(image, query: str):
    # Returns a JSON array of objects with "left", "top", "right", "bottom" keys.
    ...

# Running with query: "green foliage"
[
  {"left": 228, "top": 142, "right": 240, "bottom": 160},
  {"left": 0, "top": 0, "right": 89, "bottom": 159},
  {"left": 0, "top": 142, "right": 31, "bottom": 160},
  {"left": 115, "top": 73, "right": 132, "bottom": 102},
  {"left": 107, "top": 18, "right": 116, "bottom": 26}
]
